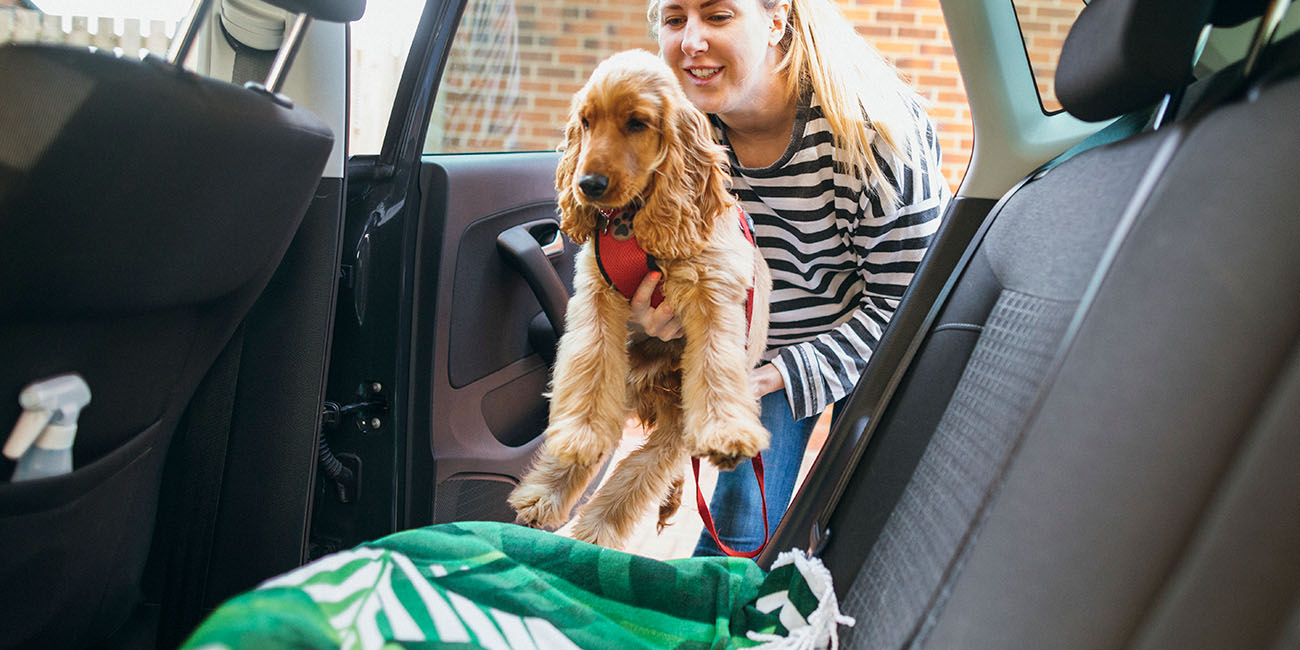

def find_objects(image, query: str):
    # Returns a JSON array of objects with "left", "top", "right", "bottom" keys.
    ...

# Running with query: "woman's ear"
[
  {"left": 637, "top": 91, "right": 724, "bottom": 259},
  {"left": 556, "top": 104, "right": 596, "bottom": 245},
  {"left": 769, "top": 0, "right": 791, "bottom": 46}
]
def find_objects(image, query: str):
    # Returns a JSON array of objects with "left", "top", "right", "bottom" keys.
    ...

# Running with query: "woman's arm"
[{"left": 771, "top": 114, "right": 949, "bottom": 420}]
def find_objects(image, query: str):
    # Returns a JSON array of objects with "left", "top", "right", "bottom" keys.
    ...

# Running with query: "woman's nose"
[{"left": 681, "top": 19, "right": 708, "bottom": 56}]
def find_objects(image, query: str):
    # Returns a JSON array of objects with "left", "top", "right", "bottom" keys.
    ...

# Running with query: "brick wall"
[
  {"left": 422, "top": 0, "right": 1085, "bottom": 192},
  {"left": 1013, "top": 0, "right": 1082, "bottom": 112}
]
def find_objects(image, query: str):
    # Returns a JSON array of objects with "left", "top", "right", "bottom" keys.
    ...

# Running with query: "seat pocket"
[{"left": 0, "top": 419, "right": 168, "bottom": 649}]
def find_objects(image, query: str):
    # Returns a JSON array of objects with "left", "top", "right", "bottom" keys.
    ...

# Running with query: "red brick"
[
  {"left": 538, "top": 66, "right": 578, "bottom": 79},
  {"left": 856, "top": 24, "right": 896, "bottom": 38},
  {"left": 898, "top": 26, "right": 938, "bottom": 40},
  {"left": 875, "top": 10, "right": 916, "bottom": 23},
  {"left": 916, "top": 73, "right": 957, "bottom": 88},
  {"left": 1037, "top": 6, "right": 1083, "bottom": 20}
]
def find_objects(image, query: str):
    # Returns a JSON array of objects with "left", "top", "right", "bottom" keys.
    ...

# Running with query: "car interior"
[{"left": 1, "top": 0, "right": 1297, "bottom": 647}]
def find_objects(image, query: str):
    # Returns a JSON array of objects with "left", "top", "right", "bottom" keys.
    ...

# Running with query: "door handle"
[
  {"left": 536, "top": 225, "right": 565, "bottom": 257},
  {"left": 496, "top": 221, "right": 569, "bottom": 347}
]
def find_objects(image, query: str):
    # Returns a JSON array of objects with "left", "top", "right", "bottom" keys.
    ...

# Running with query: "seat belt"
[
  {"left": 1038, "top": 108, "right": 1155, "bottom": 175},
  {"left": 222, "top": 21, "right": 280, "bottom": 87}
]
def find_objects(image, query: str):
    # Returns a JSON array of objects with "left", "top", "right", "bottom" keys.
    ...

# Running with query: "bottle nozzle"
[{"left": 5, "top": 374, "right": 92, "bottom": 460}]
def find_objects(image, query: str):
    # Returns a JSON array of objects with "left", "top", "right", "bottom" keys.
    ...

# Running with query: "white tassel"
[{"left": 746, "top": 550, "right": 856, "bottom": 650}]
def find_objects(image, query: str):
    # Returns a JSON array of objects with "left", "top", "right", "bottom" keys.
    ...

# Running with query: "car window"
[
  {"left": 422, "top": 0, "right": 659, "bottom": 156},
  {"left": 348, "top": 0, "right": 424, "bottom": 155},
  {"left": 1, "top": 0, "right": 180, "bottom": 58},
  {"left": 349, "top": 0, "right": 977, "bottom": 192},
  {"left": 1011, "top": 0, "right": 1087, "bottom": 113}
]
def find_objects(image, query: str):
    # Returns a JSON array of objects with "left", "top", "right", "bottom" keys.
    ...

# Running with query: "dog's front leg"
[
  {"left": 669, "top": 274, "right": 770, "bottom": 470},
  {"left": 570, "top": 371, "right": 687, "bottom": 549},
  {"left": 509, "top": 248, "right": 631, "bottom": 528},
  {"left": 544, "top": 253, "right": 632, "bottom": 465}
]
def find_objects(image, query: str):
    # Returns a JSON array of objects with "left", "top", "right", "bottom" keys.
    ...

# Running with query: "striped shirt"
[{"left": 715, "top": 93, "right": 950, "bottom": 421}]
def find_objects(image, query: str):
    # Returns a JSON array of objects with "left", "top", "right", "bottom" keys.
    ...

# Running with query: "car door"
[{"left": 310, "top": 0, "right": 658, "bottom": 551}]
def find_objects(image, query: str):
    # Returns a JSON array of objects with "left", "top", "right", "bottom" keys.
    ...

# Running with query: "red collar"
[{"left": 593, "top": 205, "right": 756, "bottom": 328}]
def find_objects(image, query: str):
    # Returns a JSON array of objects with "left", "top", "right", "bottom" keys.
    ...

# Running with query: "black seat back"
[
  {"left": 759, "top": 0, "right": 1299, "bottom": 646},
  {"left": 913, "top": 33, "right": 1300, "bottom": 646},
  {"left": 0, "top": 4, "right": 336, "bottom": 645}
]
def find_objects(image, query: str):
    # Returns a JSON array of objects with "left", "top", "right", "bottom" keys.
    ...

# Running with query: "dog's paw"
[
  {"left": 693, "top": 421, "right": 769, "bottom": 471},
  {"left": 545, "top": 423, "right": 609, "bottom": 466},
  {"left": 570, "top": 513, "right": 629, "bottom": 550},
  {"left": 656, "top": 479, "right": 683, "bottom": 534},
  {"left": 508, "top": 482, "right": 572, "bottom": 530}
]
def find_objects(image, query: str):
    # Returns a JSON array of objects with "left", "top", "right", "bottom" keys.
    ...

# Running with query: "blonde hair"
[{"left": 648, "top": 0, "right": 922, "bottom": 206}]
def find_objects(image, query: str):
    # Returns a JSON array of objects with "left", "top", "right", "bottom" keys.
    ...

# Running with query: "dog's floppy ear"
[
  {"left": 556, "top": 95, "right": 598, "bottom": 246},
  {"left": 637, "top": 88, "right": 730, "bottom": 260}
]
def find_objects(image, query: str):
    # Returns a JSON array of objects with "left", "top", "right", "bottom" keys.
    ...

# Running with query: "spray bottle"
[{"left": 4, "top": 374, "right": 92, "bottom": 482}]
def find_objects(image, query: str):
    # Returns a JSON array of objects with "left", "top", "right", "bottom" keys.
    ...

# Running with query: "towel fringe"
[{"left": 746, "top": 550, "right": 855, "bottom": 650}]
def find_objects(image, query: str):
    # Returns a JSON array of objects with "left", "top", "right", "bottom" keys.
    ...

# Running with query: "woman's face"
[{"left": 656, "top": 0, "right": 789, "bottom": 119}]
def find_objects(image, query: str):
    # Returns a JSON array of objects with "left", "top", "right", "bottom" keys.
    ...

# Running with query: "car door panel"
[
  {"left": 319, "top": 149, "right": 582, "bottom": 549},
  {"left": 417, "top": 152, "right": 581, "bottom": 525}
]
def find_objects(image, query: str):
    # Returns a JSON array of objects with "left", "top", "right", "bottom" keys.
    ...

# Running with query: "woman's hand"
[
  {"left": 629, "top": 272, "right": 683, "bottom": 341},
  {"left": 749, "top": 363, "right": 784, "bottom": 397}
]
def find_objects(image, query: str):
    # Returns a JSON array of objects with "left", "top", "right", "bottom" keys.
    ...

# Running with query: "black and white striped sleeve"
[{"left": 771, "top": 115, "right": 949, "bottom": 421}]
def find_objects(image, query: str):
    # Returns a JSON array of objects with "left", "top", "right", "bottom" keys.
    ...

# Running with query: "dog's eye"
[
  {"left": 580, "top": 117, "right": 590, "bottom": 130},
  {"left": 626, "top": 118, "right": 648, "bottom": 132}
]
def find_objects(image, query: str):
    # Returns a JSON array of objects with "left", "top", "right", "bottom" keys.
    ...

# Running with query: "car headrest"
[
  {"left": 1056, "top": 0, "right": 1215, "bottom": 121},
  {"left": 1211, "top": 0, "right": 1276, "bottom": 27},
  {"left": 261, "top": 0, "right": 365, "bottom": 22}
]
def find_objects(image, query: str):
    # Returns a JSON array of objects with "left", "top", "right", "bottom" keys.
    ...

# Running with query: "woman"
[{"left": 637, "top": 0, "right": 951, "bottom": 555}]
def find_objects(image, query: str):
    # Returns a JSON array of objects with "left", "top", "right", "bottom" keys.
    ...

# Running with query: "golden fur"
[{"left": 507, "top": 50, "right": 773, "bottom": 549}]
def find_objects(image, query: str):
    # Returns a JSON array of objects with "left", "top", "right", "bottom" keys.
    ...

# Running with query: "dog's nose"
[{"left": 578, "top": 174, "right": 609, "bottom": 198}]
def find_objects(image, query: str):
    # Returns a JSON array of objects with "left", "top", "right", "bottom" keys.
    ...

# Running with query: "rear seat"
[{"left": 757, "top": 0, "right": 1300, "bottom": 647}]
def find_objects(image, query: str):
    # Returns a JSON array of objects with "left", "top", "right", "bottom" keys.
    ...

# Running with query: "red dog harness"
[
  {"left": 594, "top": 205, "right": 757, "bottom": 329},
  {"left": 594, "top": 204, "right": 769, "bottom": 558}
]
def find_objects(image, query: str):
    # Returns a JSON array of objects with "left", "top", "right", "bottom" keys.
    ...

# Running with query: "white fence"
[{"left": 0, "top": 8, "right": 173, "bottom": 58}]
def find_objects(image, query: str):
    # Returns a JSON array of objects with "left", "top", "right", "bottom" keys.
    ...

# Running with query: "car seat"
[
  {"left": 0, "top": 0, "right": 357, "bottom": 646},
  {"left": 760, "top": 0, "right": 1300, "bottom": 647}
]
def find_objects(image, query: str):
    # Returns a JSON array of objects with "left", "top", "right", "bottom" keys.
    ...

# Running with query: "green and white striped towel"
[{"left": 183, "top": 521, "right": 853, "bottom": 650}]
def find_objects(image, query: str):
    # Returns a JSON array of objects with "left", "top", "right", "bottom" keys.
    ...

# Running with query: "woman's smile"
[{"left": 684, "top": 65, "right": 722, "bottom": 83}]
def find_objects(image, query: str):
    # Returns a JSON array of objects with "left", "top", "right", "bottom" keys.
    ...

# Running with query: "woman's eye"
[
  {"left": 662, "top": 15, "right": 684, "bottom": 27},
  {"left": 626, "top": 118, "right": 648, "bottom": 132},
  {"left": 707, "top": 12, "right": 732, "bottom": 22}
]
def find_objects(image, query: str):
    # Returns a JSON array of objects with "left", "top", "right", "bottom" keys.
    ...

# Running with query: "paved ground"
[{"left": 557, "top": 411, "right": 831, "bottom": 560}]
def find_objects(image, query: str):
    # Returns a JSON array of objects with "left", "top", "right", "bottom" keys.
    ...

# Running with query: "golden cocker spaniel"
[{"left": 507, "top": 50, "right": 773, "bottom": 549}]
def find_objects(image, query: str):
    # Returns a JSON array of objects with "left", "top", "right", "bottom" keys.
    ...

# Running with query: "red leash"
[{"left": 692, "top": 453, "right": 769, "bottom": 558}]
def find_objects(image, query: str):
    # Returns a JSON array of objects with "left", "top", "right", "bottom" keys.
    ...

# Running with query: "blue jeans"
[{"left": 692, "top": 391, "right": 824, "bottom": 557}]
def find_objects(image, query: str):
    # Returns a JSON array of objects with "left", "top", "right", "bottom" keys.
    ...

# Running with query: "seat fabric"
[
  {"left": 828, "top": 22, "right": 1300, "bottom": 650},
  {"left": 831, "top": 125, "right": 1170, "bottom": 649},
  {"left": 916, "top": 58, "right": 1300, "bottom": 650}
]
